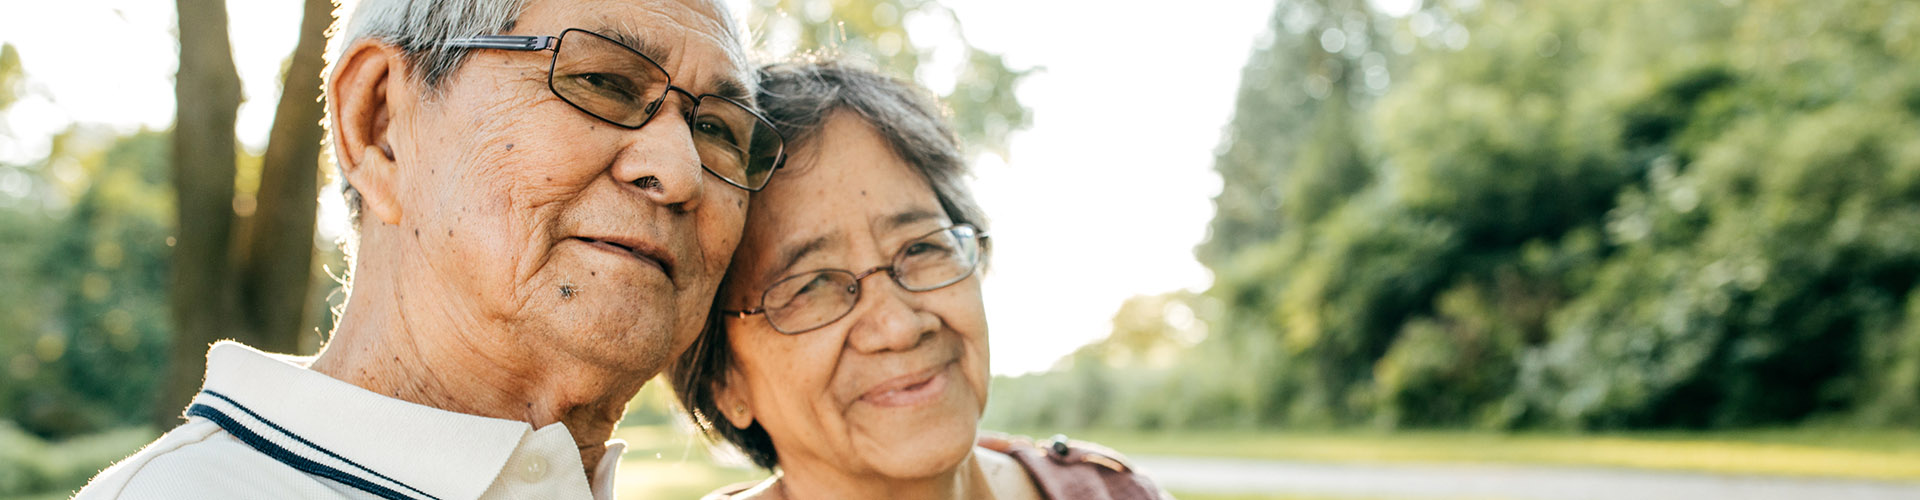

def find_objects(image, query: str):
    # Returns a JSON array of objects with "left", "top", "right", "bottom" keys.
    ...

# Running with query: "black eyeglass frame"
[
  {"left": 443, "top": 28, "right": 786, "bottom": 192},
  {"left": 724, "top": 224, "right": 990, "bottom": 335}
]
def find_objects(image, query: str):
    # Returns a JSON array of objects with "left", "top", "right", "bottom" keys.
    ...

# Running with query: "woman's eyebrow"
[
  {"left": 878, "top": 208, "right": 943, "bottom": 233},
  {"left": 770, "top": 233, "right": 834, "bottom": 281}
]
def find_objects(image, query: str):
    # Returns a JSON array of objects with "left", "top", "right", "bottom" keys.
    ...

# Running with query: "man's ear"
[
  {"left": 330, "top": 39, "right": 409, "bottom": 226},
  {"left": 713, "top": 371, "right": 755, "bottom": 430}
]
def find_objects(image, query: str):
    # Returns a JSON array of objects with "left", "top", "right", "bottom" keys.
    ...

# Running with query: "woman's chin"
[{"left": 851, "top": 415, "right": 980, "bottom": 479}]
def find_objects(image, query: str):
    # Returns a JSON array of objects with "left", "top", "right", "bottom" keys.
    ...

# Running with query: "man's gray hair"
[
  {"left": 329, "top": 0, "right": 530, "bottom": 92},
  {"left": 324, "top": 0, "right": 531, "bottom": 236}
]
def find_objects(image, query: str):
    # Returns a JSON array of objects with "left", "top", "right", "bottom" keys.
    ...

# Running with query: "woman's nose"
[{"left": 845, "top": 279, "right": 939, "bottom": 354}]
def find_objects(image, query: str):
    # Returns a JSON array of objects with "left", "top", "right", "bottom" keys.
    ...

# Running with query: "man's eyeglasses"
[
  {"left": 444, "top": 28, "right": 785, "bottom": 191},
  {"left": 726, "top": 225, "right": 987, "bottom": 335}
]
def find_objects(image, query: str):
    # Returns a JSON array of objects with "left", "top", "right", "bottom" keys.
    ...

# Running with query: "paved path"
[{"left": 1131, "top": 455, "right": 1920, "bottom": 500}]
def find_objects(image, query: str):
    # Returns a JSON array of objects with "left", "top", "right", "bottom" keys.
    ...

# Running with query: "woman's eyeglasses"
[{"left": 726, "top": 225, "right": 987, "bottom": 335}]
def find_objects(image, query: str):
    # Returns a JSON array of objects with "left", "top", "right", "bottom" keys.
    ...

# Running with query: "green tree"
[
  {"left": 1198, "top": 0, "right": 1399, "bottom": 268},
  {"left": 994, "top": 0, "right": 1920, "bottom": 433},
  {"left": 1193, "top": 0, "right": 1920, "bottom": 429}
]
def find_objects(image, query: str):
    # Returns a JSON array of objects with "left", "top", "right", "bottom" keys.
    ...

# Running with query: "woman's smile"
[{"left": 856, "top": 360, "right": 956, "bottom": 408}]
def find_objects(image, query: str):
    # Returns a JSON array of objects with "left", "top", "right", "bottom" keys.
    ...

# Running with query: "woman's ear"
[
  {"left": 329, "top": 39, "right": 409, "bottom": 226},
  {"left": 714, "top": 371, "right": 755, "bottom": 430}
]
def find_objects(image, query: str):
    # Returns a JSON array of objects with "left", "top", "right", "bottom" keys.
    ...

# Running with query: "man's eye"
[
  {"left": 577, "top": 73, "right": 641, "bottom": 99},
  {"left": 695, "top": 117, "right": 740, "bottom": 146}
]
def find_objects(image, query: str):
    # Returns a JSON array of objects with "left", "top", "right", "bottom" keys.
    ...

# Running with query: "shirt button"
[{"left": 519, "top": 457, "right": 548, "bottom": 482}]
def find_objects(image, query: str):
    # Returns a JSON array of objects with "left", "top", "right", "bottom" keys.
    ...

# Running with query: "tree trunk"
[
  {"left": 161, "top": 0, "right": 244, "bottom": 428},
  {"left": 159, "top": 0, "right": 333, "bottom": 428},
  {"left": 239, "top": 0, "right": 332, "bottom": 354}
]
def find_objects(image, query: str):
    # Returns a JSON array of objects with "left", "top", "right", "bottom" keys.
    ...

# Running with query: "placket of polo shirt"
[{"left": 479, "top": 421, "right": 597, "bottom": 499}]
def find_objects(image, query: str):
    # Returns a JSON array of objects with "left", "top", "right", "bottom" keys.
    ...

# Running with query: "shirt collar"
[{"left": 193, "top": 341, "right": 628, "bottom": 500}]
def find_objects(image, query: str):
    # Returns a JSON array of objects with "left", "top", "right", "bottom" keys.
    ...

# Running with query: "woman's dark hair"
[{"left": 669, "top": 58, "right": 989, "bottom": 470}]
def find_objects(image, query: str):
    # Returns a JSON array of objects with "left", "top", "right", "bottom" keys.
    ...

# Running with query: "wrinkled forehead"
[{"left": 531, "top": 0, "right": 755, "bottom": 97}]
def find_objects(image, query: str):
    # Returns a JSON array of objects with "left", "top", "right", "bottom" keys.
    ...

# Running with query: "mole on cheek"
[{"left": 505, "top": 143, "right": 515, "bottom": 151}]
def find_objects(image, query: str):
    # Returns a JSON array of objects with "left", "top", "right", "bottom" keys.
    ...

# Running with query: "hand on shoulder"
[{"left": 974, "top": 431, "right": 1173, "bottom": 500}]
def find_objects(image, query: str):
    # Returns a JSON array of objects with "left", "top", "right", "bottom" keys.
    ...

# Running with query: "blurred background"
[{"left": 4, "top": 0, "right": 1920, "bottom": 498}]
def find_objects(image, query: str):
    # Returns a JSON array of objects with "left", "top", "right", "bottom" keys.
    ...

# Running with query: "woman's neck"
[{"left": 759, "top": 448, "right": 1004, "bottom": 500}]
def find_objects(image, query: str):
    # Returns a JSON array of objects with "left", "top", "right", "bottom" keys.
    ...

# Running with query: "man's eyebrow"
[
  {"left": 592, "top": 27, "right": 751, "bottom": 102},
  {"left": 711, "top": 77, "right": 752, "bottom": 103},
  {"left": 593, "top": 27, "right": 675, "bottom": 71}
]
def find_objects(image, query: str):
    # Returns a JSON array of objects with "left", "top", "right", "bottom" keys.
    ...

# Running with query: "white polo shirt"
[{"left": 74, "top": 341, "right": 627, "bottom": 500}]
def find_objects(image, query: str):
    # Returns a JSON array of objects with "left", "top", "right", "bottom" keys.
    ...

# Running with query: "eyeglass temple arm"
[
  {"left": 443, "top": 35, "right": 557, "bottom": 51},
  {"left": 725, "top": 308, "right": 764, "bottom": 318}
]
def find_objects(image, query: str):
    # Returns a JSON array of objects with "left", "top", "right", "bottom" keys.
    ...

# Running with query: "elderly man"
[{"left": 75, "top": 0, "right": 782, "bottom": 498}]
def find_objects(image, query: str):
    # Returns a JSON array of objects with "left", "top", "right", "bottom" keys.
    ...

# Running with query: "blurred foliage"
[
  {"left": 747, "top": 0, "right": 1034, "bottom": 158},
  {"left": 0, "top": 38, "right": 339, "bottom": 448},
  {"left": 994, "top": 0, "right": 1920, "bottom": 432},
  {"left": 0, "top": 421, "right": 153, "bottom": 498},
  {"left": 0, "top": 118, "right": 175, "bottom": 438},
  {"left": 0, "top": 44, "right": 21, "bottom": 111}
]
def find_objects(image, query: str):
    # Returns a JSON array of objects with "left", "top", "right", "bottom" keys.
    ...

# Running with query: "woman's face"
[{"left": 717, "top": 112, "right": 990, "bottom": 480}]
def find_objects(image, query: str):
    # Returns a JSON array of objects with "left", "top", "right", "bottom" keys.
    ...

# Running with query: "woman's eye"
[
  {"left": 794, "top": 274, "right": 834, "bottom": 296},
  {"left": 904, "top": 241, "right": 953, "bottom": 258}
]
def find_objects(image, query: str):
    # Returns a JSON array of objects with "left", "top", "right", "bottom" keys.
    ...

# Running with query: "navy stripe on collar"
[{"left": 188, "top": 389, "right": 442, "bottom": 500}]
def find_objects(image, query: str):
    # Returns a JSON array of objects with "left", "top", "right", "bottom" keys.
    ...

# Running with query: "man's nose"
[
  {"left": 612, "top": 92, "right": 706, "bottom": 211},
  {"left": 846, "top": 277, "right": 940, "bottom": 354}
]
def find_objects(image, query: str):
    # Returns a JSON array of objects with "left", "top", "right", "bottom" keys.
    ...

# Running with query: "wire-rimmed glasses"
[{"left": 725, "top": 224, "right": 987, "bottom": 335}]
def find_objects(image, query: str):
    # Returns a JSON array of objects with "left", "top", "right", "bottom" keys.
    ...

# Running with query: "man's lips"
[
  {"left": 571, "top": 235, "right": 674, "bottom": 280},
  {"left": 858, "top": 362, "right": 954, "bottom": 408}
]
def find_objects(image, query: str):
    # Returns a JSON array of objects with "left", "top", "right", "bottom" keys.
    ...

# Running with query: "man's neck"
[{"left": 309, "top": 255, "right": 646, "bottom": 478}]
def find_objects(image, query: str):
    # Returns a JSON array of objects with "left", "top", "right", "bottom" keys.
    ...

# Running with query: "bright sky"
[{"left": 0, "top": 0, "right": 1280, "bottom": 375}]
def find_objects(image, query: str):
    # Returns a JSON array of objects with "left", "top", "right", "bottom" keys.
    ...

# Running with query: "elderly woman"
[{"left": 672, "top": 61, "right": 1166, "bottom": 500}]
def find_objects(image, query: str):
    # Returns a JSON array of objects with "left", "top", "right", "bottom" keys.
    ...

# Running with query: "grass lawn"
[
  {"left": 613, "top": 423, "right": 1920, "bottom": 499},
  {"left": 613, "top": 424, "right": 770, "bottom": 499},
  {"left": 609, "top": 424, "right": 1372, "bottom": 500},
  {"left": 25, "top": 421, "right": 1907, "bottom": 499},
  {"left": 1005, "top": 426, "right": 1920, "bottom": 482}
]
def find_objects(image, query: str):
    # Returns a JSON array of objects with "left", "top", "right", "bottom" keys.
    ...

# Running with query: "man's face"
[{"left": 385, "top": 0, "right": 750, "bottom": 374}]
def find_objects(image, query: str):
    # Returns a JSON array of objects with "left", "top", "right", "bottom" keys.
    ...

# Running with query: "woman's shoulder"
[{"left": 977, "top": 433, "right": 1173, "bottom": 500}]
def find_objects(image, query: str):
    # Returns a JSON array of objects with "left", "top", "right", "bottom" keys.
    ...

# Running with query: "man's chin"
[{"left": 525, "top": 317, "right": 682, "bottom": 376}]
